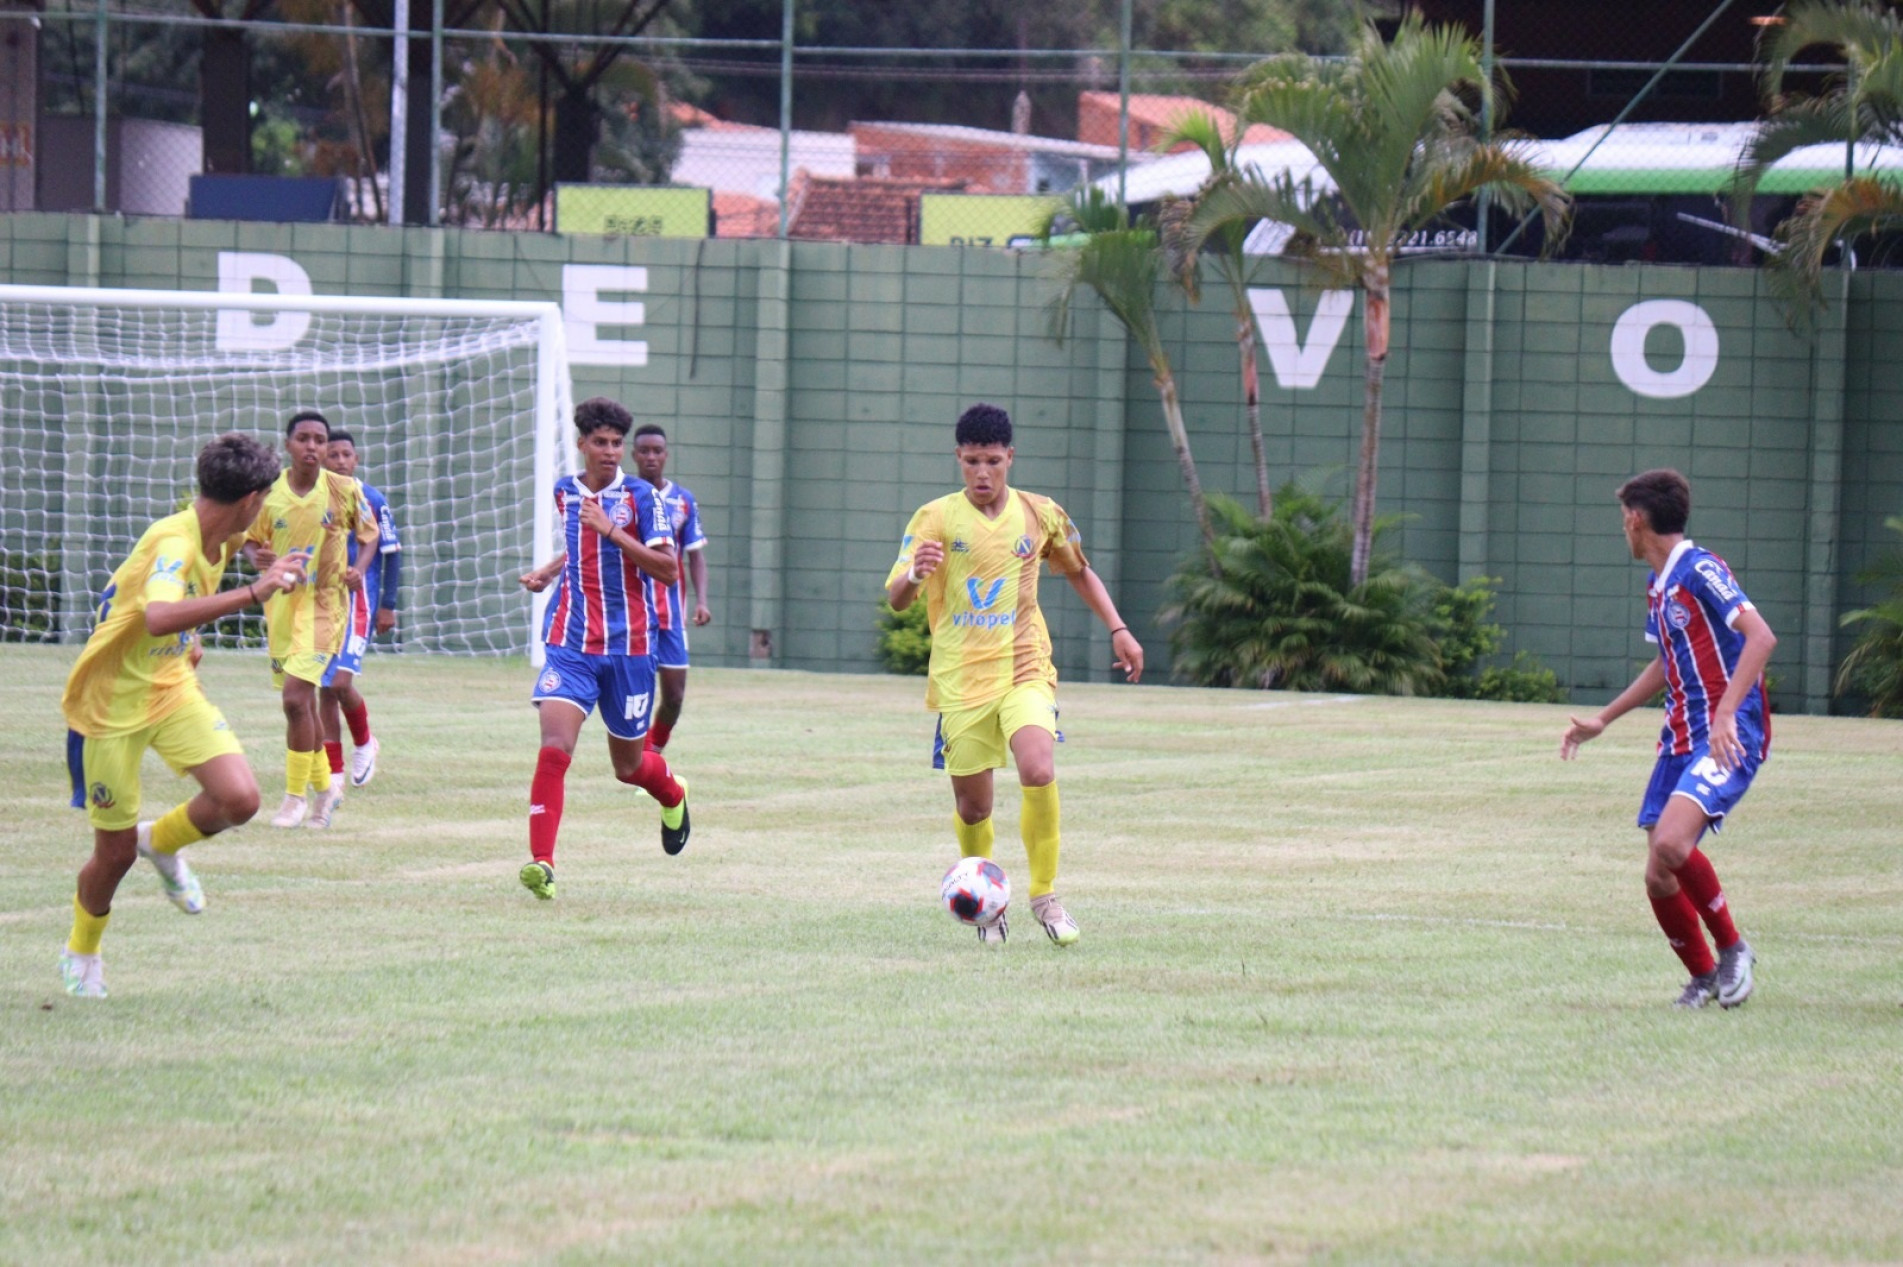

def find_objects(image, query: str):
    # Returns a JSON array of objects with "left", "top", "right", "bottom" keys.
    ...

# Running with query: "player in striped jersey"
[
  {"left": 242, "top": 410, "right": 379, "bottom": 828},
  {"left": 310, "top": 429, "right": 402, "bottom": 828},
  {"left": 58, "top": 433, "right": 309, "bottom": 998},
  {"left": 515, "top": 398, "right": 691, "bottom": 900},
  {"left": 631, "top": 423, "right": 711, "bottom": 757},
  {"left": 885, "top": 403, "right": 1143, "bottom": 947},
  {"left": 1562, "top": 469, "right": 1777, "bottom": 1009}
]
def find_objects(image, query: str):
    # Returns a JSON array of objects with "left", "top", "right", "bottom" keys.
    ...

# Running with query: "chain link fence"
[{"left": 0, "top": 0, "right": 1865, "bottom": 261}]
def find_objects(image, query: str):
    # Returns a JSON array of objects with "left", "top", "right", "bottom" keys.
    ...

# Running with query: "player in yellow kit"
[
  {"left": 242, "top": 410, "right": 377, "bottom": 828},
  {"left": 885, "top": 403, "right": 1143, "bottom": 947},
  {"left": 59, "top": 433, "right": 310, "bottom": 998}
]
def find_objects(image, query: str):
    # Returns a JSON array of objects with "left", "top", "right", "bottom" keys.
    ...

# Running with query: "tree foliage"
[
  {"left": 1184, "top": 15, "right": 1569, "bottom": 586},
  {"left": 1733, "top": 0, "right": 1903, "bottom": 321},
  {"left": 1836, "top": 515, "right": 1903, "bottom": 717}
]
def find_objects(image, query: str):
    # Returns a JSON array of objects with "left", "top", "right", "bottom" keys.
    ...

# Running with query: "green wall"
[{"left": 4, "top": 213, "right": 1899, "bottom": 713}]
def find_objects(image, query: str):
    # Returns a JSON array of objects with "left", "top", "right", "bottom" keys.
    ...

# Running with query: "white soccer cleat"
[
  {"left": 271, "top": 794, "right": 308, "bottom": 829},
  {"left": 58, "top": 949, "right": 107, "bottom": 999},
  {"left": 977, "top": 913, "right": 1008, "bottom": 945},
  {"left": 306, "top": 784, "right": 343, "bottom": 830},
  {"left": 136, "top": 821, "right": 205, "bottom": 914},
  {"left": 1717, "top": 939, "right": 1756, "bottom": 1009},
  {"left": 1031, "top": 894, "right": 1081, "bottom": 947},
  {"left": 350, "top": 735, "right": 380, "bottom": 788}
]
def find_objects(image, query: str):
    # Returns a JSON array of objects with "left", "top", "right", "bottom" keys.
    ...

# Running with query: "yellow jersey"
[
  {"left": 244, "top": 469, "right": 375, "bottom": 661},
  {"left": 62, "top": 509, "right": 230, "bottom": 738},
  {"left": 887, "top": 487, "right": 1089, "bottom": 712}
]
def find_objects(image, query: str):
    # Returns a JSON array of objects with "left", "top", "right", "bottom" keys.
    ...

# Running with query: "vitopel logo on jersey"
[{"left": 966, "top": 577, "right": 1005, "bottom": 610}]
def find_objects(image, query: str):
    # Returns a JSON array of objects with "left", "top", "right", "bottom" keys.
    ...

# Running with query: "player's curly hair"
[
  {"left": 1617, "top": 468, "right": 1691, "bottom": 535},
  {"left": 575, "top": 397, "right": 633, "bottom": 437},
  {"left": 286, "top": 409, "right": 330, "bottom": 438},
  {"left": 198, "top": 433, "right": 281, "bottom": 503},
  {"left": 955, "top": 402, "right": 1012, "bottom": 448}
]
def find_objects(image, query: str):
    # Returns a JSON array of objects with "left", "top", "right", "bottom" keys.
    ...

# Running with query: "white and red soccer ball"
[{"left": 940, "top": 856, "right": 1010, "bottom": 928}]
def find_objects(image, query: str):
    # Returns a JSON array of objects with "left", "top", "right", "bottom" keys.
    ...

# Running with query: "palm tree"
[
  {"left": 1732, "top": 0, "right": 1903, "bottom": 317},
  {"left": 1158, "top": 111, "right": 1273, "bottom": 521},
  {"left": 1836, "top": 515, "right": 1903, "bottom": 717},
  {"left": 1047, "top": 189, "right": 1215, "bottom": 547},
  {"left": 1184, "top": 15, "right": 1568, "bottom": 585}
]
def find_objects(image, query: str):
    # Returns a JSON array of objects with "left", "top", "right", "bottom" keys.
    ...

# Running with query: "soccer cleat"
[
  {"left": 136, "top": 822, "right": 205, "bottom": 915},
  {"left": 519, "top": 860, "right": 556, "bottom": 900},
  {"left": 977, "top": 913, "right": 1008, "bottom": 945},
  {"left": 1031, "top": 894, "right": 1080, "bottom": 947},
  {"left": 1717, "top": 939, "right": 1756, "bottom": 1009},
  {"left": 307, "top": 779, "right": 344, "bottom": 830},
  {"left": 58, "top": 949, "right": 107, "bottom": 999},
  {"left": 350, "top": 735, "right": 380, "bottom": 788},
  {"left": 270, "top": 794, "right": 307, "bottom": 829},
  {"left": 660, "top": 776, "right": 690, "bottom": 856},
  {"left": 1674, "top": 971, "right": 1719, "bottom": 1009}
]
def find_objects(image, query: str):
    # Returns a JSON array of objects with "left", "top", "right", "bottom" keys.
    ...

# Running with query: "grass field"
[{"left": 2, "top": 646, "right": 1900, "bottom": 1264}]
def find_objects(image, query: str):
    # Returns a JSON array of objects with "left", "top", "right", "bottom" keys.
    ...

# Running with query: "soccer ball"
[{"left": 941, "top": 856, "right": 1010, "bottom": 928}]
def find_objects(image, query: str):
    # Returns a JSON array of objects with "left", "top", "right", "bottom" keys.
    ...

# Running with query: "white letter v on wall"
[{"left": 1248, "top": 288, "right": 1354, "bottom": 390}]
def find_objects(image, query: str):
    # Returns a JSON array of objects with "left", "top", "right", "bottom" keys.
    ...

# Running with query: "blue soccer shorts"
[
  {"left": 1637, "top": 745, "right": 1763, "bottom": 832},
  {"left": 652, "top": 622, "right": 689, "bottom": 671},
  {"left": 532, "top": 644, "right": 657, "bottom": 741}
]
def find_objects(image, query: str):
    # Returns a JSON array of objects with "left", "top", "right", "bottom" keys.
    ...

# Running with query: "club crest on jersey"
[
  {"left": 965, "top": 577, "right": 1006, "bottom": 610},
  {"left": 539, "top": 668, "right": 563, "bottom": 693},
  {"left": 1013, "top": 535, "right": 1036, "bottom": 559},
  {"left": 1666, "top": 600, "right": 1692, "bottom": 631},
  {"left": 611, "top": 500, "right": 633, "bottom": 527},
  {"left": 89, "top": 782, "right": 115, "bottom": 810},
  {"left": 321, "top": 510, "right": 334, "bottom": 528}
]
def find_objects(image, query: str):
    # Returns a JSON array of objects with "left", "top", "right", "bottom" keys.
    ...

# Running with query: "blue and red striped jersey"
[
  {"left": 1644, "top": 541, "right": 1770, "bottom": 759},
  {"left": 541, "top": 472, "right": 671, "bottom": 656},
  {"left": 645, "top": 478, "right": 707, "bottom": 632}
]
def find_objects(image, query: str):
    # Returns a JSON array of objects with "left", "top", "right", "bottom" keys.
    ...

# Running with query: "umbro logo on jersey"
[{"left": 966, "top": 577, "right": 1005, "bottom": 610}]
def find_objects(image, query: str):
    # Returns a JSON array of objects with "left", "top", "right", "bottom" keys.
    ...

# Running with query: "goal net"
[{"left": 0, "top": 285, "right": 573, "bottom": 658}]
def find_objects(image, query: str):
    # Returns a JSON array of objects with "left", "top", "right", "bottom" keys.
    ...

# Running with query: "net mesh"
[{"left": 0, "top": 294, "right": 563, "bottom": 655}]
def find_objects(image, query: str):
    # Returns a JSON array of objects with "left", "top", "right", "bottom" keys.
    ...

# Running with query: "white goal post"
[{"left": 0, "top": 284, "right": 575, "bottom": 661}]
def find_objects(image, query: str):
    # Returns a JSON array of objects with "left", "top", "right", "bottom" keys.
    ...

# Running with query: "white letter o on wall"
[{"left": 1610, "top": 300, "right": 1719, "bottom": 399}]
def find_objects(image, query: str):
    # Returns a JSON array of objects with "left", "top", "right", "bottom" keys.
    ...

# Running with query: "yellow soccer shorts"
[
  {"left": 78, "top": 694, "right": 244, "bottom": 831},
  {"left": 933, "top": 681, "right": 1058, "bottom": 777},
  {"left": 271, "top": 649, "right": 333, "bottom": 689}
]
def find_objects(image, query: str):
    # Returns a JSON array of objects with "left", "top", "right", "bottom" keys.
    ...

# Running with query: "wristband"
[
  {"left": 247, "top": 582, "right": 260, "bottom": 605},
  {"left": 907, "top": 566, "right": 926, "bottom": 586},
  {"left": 1109, "top": 625, "right": 1129, "bottom": 636}
]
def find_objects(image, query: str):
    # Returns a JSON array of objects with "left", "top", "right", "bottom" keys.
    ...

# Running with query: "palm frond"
[{"left": 1768, "top": 174, "right": 1903, "bottom": 316}]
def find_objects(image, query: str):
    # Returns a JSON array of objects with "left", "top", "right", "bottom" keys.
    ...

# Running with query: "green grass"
[{"left": 3, "top": 646, "right": 1900, "bottom": 1264}]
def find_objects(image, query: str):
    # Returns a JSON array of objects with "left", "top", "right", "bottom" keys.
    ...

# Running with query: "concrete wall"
[{"left": 3, "top": 212, "right": 1899, "bottom": 712}]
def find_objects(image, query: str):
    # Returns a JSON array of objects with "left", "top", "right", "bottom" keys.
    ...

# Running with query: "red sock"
[
  {"left": 343, "top": 701, "right": 372, "bottom": 747},
  {"left": 324, "top": 741, "right": 345, "bottom": 776},
  {"left": 1672, "top": 849, "right": 1740, "bottom": 951},
  {"left": 1649, "top": 887, "right": 1715, "bottom": 976},
  {"left": 529, "top": 746, "right": 572, "bottom": 865},
  {"left": 648, "top": 720, "right": 673, "bottom": 752},
  {"left": 617, "top": 748, "right": 683, "bottom": 808}
]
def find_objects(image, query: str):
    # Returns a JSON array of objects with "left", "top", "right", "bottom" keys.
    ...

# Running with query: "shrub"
[
  {"left": 877, "top": 600, "right": 931, "bottom": 676},
  {"left": 1161, "top": 490, "right": 1444, "bottom": 693},
  {"left": 1836, "top": 515, "right": 1903, "bottom": 717},
  {"left": 0, "top": 548, "right": 60, "bottom": 643},
  {"left": 1429, "top": 575, "right": 1567, "bottom": 703}
]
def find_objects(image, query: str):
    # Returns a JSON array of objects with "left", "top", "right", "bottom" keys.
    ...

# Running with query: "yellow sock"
[
  {"left": 1020, "top": 782, "right": 1060, "bottom": 898},
  {"left": 286, "top": 749, "right": 315, "bottom": 799},
  {"left": 150, "top": 802, "right": 208, "bottom": 855},
  {"left": 68, "top": 894, "right": 109, "bottom": 956},
  {"left": 953, "top": 814, "right": 994, "bottom": 859}
]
